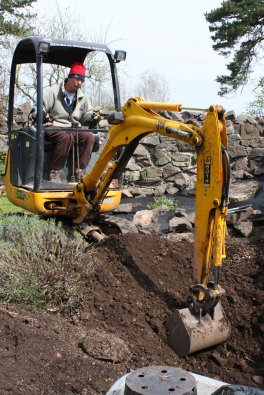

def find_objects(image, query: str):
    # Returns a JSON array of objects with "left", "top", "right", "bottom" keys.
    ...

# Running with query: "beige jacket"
[{"left": 43, "top": 82, "right": 93, "bottom": 127}]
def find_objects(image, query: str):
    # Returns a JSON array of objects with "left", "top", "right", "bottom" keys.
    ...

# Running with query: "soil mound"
[{"left": 0, "top": 233, "right": 263, "bottom": 394}]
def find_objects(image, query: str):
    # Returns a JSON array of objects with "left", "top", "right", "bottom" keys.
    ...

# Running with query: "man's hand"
[
  {"left": 83, "top": 110, "right": 101, "bottom": 126},
  {"left": 91, "top": 110, "right": 101, "bottom": 122},
  {"left": 44, "top": 112, "right": 53, "bottom": 123}
]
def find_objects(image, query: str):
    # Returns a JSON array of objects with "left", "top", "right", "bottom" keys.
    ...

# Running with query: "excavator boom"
[{"left": 71, "top": 98, "right": 231, "bottom": 356}]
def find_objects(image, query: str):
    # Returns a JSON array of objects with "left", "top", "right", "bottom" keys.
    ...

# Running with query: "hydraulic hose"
[{"left": 221, "top": 145, "right": 230, "bottom": 208}]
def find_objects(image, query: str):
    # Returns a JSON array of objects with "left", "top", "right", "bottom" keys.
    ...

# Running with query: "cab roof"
[{"left": 12, "top": 36, "right": 113, "bottom": 67}]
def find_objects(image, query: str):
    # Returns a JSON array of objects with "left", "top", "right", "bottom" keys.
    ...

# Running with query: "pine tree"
[
  {"left": 0, "top": 0, "right": 36, "bottom": 43},
  {"left": 205, "top": 0, "right": 264, "bottom": 96}
]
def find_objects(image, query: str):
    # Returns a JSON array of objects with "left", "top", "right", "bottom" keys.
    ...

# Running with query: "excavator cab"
[{"left": 5, "top": 36, "right": 126, "bottom": 216}]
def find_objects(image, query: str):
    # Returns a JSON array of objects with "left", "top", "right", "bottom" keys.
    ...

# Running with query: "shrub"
[
  {"left": 147, "top": 196, "right": 175, "bottom": 211},
  {"left": 0, "top": 215, "right": 96, "bottom": 311}
]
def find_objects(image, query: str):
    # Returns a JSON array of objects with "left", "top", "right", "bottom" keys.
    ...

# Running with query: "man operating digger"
[{"left": 43, "top": 62, "right": 100, "bottom": 183}]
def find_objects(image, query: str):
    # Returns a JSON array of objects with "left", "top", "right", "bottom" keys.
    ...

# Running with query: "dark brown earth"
[{"left": 0, "top": 231, "right": 263, "bottom": 395}]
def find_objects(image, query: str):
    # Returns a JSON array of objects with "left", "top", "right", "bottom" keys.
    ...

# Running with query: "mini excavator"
[{"left": 4, "top": 36, "right": 231, "bottom": 357}]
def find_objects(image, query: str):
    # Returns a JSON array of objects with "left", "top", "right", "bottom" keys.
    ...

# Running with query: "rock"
[
  {"left": 166, "top": 232, "right": 193, "bottom": 242},
  {"left": 165, "top": 185, "right": 179, "bottom": 195},
  {"left": 145, "top": 166, "right": 162, "bottom": 179},
  {"left": 128, "top": 186, "right": 154, "bottom": 197},
  {"left": 174, "top": 208, "right": 188, "bottom": 217},
  {"left": 15, "top": 102, "right": 31, "bottom": 125},
  {"left": 133, "top": 210, "right": 156, "bottom": 227},
  {"left": 229, "top": 180, "right": 260, "bottom": 202},
  {"left": 103, "top": 215, "right": 138, "bottom": 234},
  {"left": 173, "top": 178, "right": 188, "bottom": 191},
  {"left": 238, "top": 206, "right": 253, "bottom": 221},
  {"left": 240, "top": 124, "right": 260, "bottom": 139},
  {"left": 138, "top": 223, "right": 161, "bottom": 235},
  {"left": 234, "top": 221, "right": 253, "bottom": 237},
  {"left": 133, "top": 145, "right": 149, "bottom": 157},
  {"left": 228, "top": 145, "right": 247, "bottom": 159},
  {"left": 156, "top": 141, "right": 178, "bottom": 152},
  {"left": 82, "top": 329, "right": 130, "bottom": 363},
  {"left": 227, "top": 212, "right": 239, "bottom": 226},
  {"left": 236, "top": 114, "right": 256, "bottom": 124},
  {"left": 122, "top": 189, "right": 133, "bottom": 198},
  {"left": 188, "top": 212, "right": 195, "bottom": 225},
  {"left": 252, "top": 376, "right": 264, "bottom": 386},
  {"left": 228, "top": 133, "right": 242, "bottom": 146},
  {"left": 168, "top": 216, "right": 192, "bottom": 233},
  {"left": 125, "top": 159, "right": 141, "bottom": 171},
  {"left": 232, "top": 157, "right": 248, "bottom": 171},
  {"left": 98, "top": 119, "right": 109, "bottom": 129},
  {"left": 152, "top": 205, "right": 170, "bottom": 216},
  {"left": 254, "top": 167, "right": 264, "bottom": 176},
  {"left": 114, "top": 203, "right": 133, "bottom": 213},
  {"left": 171, "top": 152, "right": 192, "bottom": 164},
  {"left": 155, "top": 156, "right": 170, "bottom": 166},
  {"left": 154, "top": 184, "right": 167, "bottom": 196},
  {"left": 142, "top": 135, "right": 160, "bottom": 146},
  {"left": 124, "top": 170, "right": 141, "bottom": 182},
  {"left": 162, "top": 163, "right": 180, "bottom": 180},
  {"left": 248, "top": 147, "right": 264, "bottom": 158},
  {"left": 231, "top": 169, "right": 245, "bottom": 180},
  {"left": 225, "top": 110, "right": 236, "bottom": 121},
  {"left": 0, "top": 135, "right": 8, "bottom": 152}
]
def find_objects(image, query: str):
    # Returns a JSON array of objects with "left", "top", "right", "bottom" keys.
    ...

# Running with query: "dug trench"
[{"left": 0, "top": 230, "right": 263, "bottom": 395}]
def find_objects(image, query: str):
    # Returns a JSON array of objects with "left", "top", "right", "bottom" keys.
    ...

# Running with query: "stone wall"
[
  {"left": 1, "top": 104, "right": 264, "bottom": 200},
  {"left": 122, "top": 110, "right": 264, "bottom": 199}
]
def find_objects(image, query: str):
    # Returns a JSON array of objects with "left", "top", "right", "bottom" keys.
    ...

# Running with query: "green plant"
[
  {"left": 0, "top": 215, "right": 96, "bottom": 311},
  {"left": 245, "top": 88, "right": 264, "bottom": 117},
  {"left": 205, "top": 0, "right": 264, "bottom": 96},
  {"left": 147, "top": 196, "right": 175, "bottom": 212},
  {"left": 0, "top": 152, "right": 7, "bottom": 176},
  {"left": 140, "top": 166, "right": 149, "bottom": 181}
]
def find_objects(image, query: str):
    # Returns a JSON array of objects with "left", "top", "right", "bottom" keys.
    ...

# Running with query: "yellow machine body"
[{"left": 4, "top": 157, "right": 122, "bottom": 218}]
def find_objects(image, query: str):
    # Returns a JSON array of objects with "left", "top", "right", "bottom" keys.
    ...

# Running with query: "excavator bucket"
[{"left": 166, "top": 301, "right": 230, "bottom": 357}]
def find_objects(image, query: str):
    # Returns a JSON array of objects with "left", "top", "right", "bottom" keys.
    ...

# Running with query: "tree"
[
  {"left": 0, "top": 0, "right": 37, "bottom": 45},
  {"left": 205, "top": 0, "right": 264, "bottom": 96},
  {"left": 0, "top": 0, "right": 36, "bottom": 105},
  {"left": 135, "top": 68, "right": 169, "bottom": 102},
  {"left": 13, "top": 4, "right": 117, "bottom": 109},
  {"left": 245, "top": 87, "right": 264, "bottom": 116}
]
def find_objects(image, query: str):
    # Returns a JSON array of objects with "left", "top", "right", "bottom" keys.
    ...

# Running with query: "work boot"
[
  {"left": 49, "top": 169, "right": 61, "bottom": 183},
  {"left": 76, "top": 169, "right": 85, "bottom": 182}
]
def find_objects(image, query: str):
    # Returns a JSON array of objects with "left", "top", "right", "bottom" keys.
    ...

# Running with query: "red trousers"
[{"left": 45, "top": 129, "right": 95, "bottom": 171}]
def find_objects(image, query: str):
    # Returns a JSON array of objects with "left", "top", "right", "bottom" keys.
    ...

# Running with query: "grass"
[
  {"left": 147, "top": 196, "right": 175, "bottom": 212},
  {"left": 0, "top": 194, "right": 26, "bottom": 214}
]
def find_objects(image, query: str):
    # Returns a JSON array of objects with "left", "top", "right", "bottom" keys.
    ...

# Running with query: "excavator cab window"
[{"left": 7, "top": 36, "right": 126, "bottom": 192}]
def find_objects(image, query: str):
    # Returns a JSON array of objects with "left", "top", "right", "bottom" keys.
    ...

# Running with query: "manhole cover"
[{"left": 124, "top": 366, "right": 197, "bottom": 395}]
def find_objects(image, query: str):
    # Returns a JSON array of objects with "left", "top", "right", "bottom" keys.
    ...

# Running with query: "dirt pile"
[{"left": 0, "top": 232, "right": 263, "bottom": 395}]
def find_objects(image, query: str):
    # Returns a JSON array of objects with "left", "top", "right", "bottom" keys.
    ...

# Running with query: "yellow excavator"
[{"left": 4, "top": 36, "right": 230, "bottom": 357}]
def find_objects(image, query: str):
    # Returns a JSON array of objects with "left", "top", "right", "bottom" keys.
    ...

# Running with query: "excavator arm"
[
  {"left": 75, "top": 97, "right": 229, "bottom": 288},
  {"left": 72, "top": 98, "right": 231, "bottom": 356}
]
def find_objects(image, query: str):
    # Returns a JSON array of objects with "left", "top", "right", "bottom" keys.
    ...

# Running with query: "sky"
[{"left": 32, "top": 0, "right": 259, "bottom": 115}]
